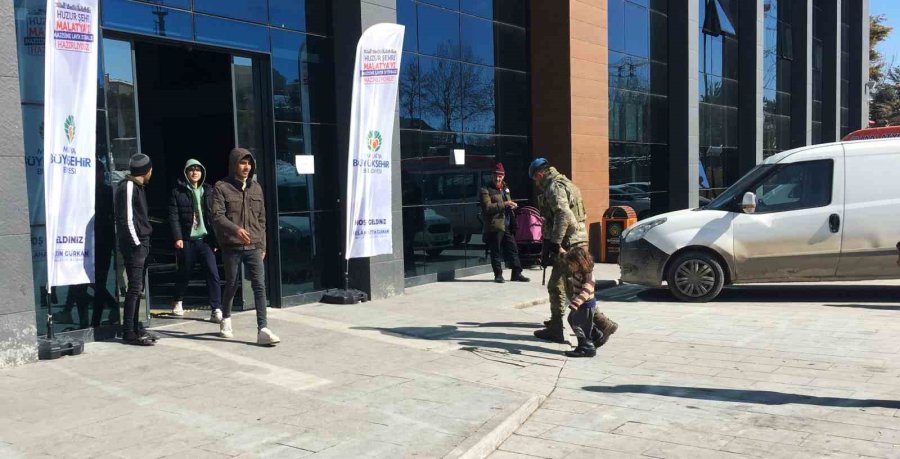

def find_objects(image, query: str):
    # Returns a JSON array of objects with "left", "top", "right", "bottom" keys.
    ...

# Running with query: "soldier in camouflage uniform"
[{"left": 529, "top": 158, "right": 618, "bottom": 346}]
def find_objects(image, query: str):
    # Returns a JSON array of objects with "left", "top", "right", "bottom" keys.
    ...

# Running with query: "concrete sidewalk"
[{"left": 0, "top": 265, "right": 600, "bottom": 459}]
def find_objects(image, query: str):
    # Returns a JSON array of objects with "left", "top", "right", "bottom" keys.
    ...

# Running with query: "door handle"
[{"left": 828, "top": 214, "right": 841, "bottom": 233}]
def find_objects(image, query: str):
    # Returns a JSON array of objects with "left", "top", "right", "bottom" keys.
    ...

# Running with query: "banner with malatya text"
[
  {"left": 43, "top": 0, "right": 98, "bottom": 287},
  {"left": 345, "top": 23, "right": 404, "bottom": 259}
]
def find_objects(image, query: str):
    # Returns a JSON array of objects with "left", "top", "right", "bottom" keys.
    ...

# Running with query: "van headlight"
[{"left": 623, "top": 218, "right": 667, "bottom": 243}]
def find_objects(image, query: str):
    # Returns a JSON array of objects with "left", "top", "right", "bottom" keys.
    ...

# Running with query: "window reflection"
[
  {"left": 272, "top": 30, "right": 335, "bottom": 124},
  {"left": 762, "top": 0, "right": 792, "bottom": 158},
  {"left": 418, "top": 3, "right": 461, "bottom": 59},
  {"left": 269, "top": 0, "right": 329, "bottom": 34},
  {"left": 399, "top": 0, "right": 418, "bottom": 52},
  {"left": 460, "top": 15, "right": 493, "bottom": 65},
  {"left": 610, "top": 0, "right": 668, "bottom": 217},
  {"left": 419, "top": 56, "right": 463, "bottom": 131},
  {"left": 461, "top": 64, "right": 496, "bottom": 133},
  {"left": 194, "top": 15, "right": 269, "bottom": 52},
  {"left": 194, "top": 0, "right": 267, "bottom": 24},
  {"left": 103, "top": 38, "right": 139, "bottom": 173},
  {"left": 101, "top": 0, "right": 192, "bottom": 40},
  {"left": 399, "top": 1, "right": 530, "bottom": 279},
  {"left": 699, "top": 0, "right": 740, "bottom": 200}
]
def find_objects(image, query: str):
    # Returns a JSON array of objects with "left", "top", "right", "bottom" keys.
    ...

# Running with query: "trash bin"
[{"left": 600, "top": 206, "right": 638, "bottom": 263}]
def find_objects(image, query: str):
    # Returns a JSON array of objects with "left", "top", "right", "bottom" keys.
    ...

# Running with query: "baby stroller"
[{"left": 514, "top": 206, "right": 544, "bottom": 267}]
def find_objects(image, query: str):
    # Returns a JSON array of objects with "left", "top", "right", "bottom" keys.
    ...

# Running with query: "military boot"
[
  {"left": 592, "top": 313, "right": 618, "bottom": 348},
  {"left": 534, "top": 319, "right": 567, "bottom": 344}
]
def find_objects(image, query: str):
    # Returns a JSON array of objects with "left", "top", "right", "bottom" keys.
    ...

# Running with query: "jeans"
[
  {"left": 120, "top": 242, "right": 149, "bottom": 334},
  {"left": 175, "top": 239, "right": 221, "bottom": 310},
  {"left": 221, "top": 248, "right": 267, "bottom": 330},
  {"left": 485, "top": 231, "right": 522, "bottom": 277},
  {"left": 567, "top": 299, "right": 596, "bottom": 352}
]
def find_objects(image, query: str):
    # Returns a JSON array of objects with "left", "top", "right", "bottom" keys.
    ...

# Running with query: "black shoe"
[
  {"left": 122, "top": 331, "right": 154, "bottom": 346},
  {"left": 543, "top": 319, "right": 552, "bottom": 328},
  {"left": 494, "top": 276, "right": 506, "bottom": 283},
  {"left": 565, "top": 348, "right": 596, "bottom": 358},
  {"left": 533, "top": 328, "right": 567, "bottom": 344},
  {"left": 510, "top": 273, "right": 530, "bottom": 282},
  {"left": 135, "top": 325, "right": 159, "bottom": 342}
]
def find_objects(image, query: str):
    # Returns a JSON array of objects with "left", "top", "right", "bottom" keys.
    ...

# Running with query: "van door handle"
[{"left": 828, "top": 214, "right": 841, "bottom": 233}]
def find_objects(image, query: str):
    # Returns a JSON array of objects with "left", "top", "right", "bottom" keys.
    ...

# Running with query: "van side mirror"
[{"left": 742, "top": 192, "right": 758, "bottom": 214}]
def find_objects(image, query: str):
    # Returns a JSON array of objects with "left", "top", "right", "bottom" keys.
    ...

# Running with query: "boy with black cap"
[
  {"left": 114, "top": 153, "right": 156, "bottom": 345},
  {"left": 212, "top": 147, "right": 280, "bottom": 346}
]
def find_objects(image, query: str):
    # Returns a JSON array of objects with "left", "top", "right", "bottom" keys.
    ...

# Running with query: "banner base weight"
[
  {"left": 38, "top": 336, "right": 84, "bottom": 360},
  {"left": 321, "top": 289, "right": 368, "bottom": 305}
]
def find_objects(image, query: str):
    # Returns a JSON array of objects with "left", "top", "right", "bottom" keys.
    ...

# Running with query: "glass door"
[{"left": 230, "top": 54, "right": 281, "bottom": 307}]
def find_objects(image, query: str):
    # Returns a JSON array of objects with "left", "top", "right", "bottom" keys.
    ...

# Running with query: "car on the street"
[
  {"left": 413, "top": 208, "right": 454, "bottom": 257},
  {"left": 619, "top": 138, "right": 900, "bottom": 302},
  {"left": 610, "top": 184, "right": 652, "bottom": 220}
]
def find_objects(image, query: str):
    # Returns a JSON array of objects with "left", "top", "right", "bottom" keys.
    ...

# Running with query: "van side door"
[
  {"left": 731, "top": 154, "right": 844, "bottom": 282},
  {"left": 836, "top": 144, "right": 900, "bottom": 279}
]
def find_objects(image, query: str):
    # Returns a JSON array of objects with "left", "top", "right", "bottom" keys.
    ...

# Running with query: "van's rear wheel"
[{"left": 666, "top": 251, "right": 725, "bottom": 302}]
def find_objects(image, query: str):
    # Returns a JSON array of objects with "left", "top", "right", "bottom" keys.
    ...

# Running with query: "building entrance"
[{"left": 127, "top": 40, "right": 272, "bottom": 313}]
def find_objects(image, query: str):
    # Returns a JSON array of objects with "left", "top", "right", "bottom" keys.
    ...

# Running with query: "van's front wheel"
[{"left": 666, "top": 251, "right": 725, "bottom": 302}]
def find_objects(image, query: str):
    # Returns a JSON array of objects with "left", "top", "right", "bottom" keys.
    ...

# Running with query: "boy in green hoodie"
[{"left": 168, "top": 159, "right": 222, "bottom": 322}]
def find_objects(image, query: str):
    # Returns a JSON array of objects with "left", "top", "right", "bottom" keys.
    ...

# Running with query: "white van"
[{"left": 619, "top": 139, "right": 900, "bottom": 302}]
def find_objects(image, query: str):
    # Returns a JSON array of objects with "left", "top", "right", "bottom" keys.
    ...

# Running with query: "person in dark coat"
[
  {"left": 168, "top": 159, "right": 222, "bottom": 322},
  {"left": 479, "top": 163, "right": 529, "bottom": 283},
  {"left": 212, "top": 148, "right": 280, "bottom": 346},
  {"left": 114, "top": 153, "right": 155, "bottom": 345}
]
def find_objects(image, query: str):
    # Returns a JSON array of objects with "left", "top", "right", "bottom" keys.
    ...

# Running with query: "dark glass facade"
[
  {"left": 763, "top": 0, "right": 792, "bottom": 158},
  {"left": 397, "top": 0, "right": 530, "bottom": 278},
  {"left": 608, "top": 0, "right": 668, "bottom": 219},
  {"left": 812, "top": 0, "right": 824, "bottom": 144},
  {"left": 840, "top": 0, "right": 851, "bottom": 137},
  {"left": 13, "top": 0, "right": 337, "bottom": 336},
  {"left": 699, "top": 0, "right": 740, "bottom": 198}
]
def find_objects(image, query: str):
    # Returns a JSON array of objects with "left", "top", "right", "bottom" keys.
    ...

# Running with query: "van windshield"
[{"left": 705, "top": 164, "right": 775, "bottom": 211}]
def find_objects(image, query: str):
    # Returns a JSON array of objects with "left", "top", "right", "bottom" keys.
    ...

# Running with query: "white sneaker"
[
  {"left": 219, "top": 318, "right": 233, "bottom": 338},
  {"left": 210, "top": 309, "right": 223, "bottom": 323},
  {"left": 172, "top": 301, "right": 185, "bottom": 316},
  {"left": 257, "top": 328, "right": 280, "bottom": 346}
]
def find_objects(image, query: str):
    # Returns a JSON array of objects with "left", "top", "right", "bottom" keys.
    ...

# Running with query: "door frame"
[{"left": 100, "top": 29, "right": 282, "bottom": 309}]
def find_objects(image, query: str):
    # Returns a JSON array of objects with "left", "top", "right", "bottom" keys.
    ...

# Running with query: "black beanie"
[{"left": 129, "top": 153, "right": 152, "bottom": 176}]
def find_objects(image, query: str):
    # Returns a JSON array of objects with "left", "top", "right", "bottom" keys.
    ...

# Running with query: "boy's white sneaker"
[
  {"left": 172, "top": 301, "right": 185, "bottom": 316},
  {"left": 257, "top": 328, "right": 280, "bottom": 346},
  {"left": 219, "top": 318, "right": 233, "bottom": 338},
  {"left": 210, "top": 309, "right": 223, "bottom": 323}
]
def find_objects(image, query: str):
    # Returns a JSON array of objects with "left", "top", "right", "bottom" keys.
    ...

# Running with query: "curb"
[
  {"left": 512, "top": 297, "right": 548, "bottom": 310},
  {"left": 444, "top": 394, "right": 546, "bottom": 459},
  {"left": 511, "top": 280, "right": 619, "bottom": 310}
]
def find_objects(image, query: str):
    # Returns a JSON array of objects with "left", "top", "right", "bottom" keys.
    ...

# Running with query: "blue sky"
[{"left": 872, "top": 0, "right": 900, "bottom": 68}]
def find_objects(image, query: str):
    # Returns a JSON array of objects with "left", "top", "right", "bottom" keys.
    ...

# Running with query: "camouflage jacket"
[{"left": 537, "top": 167, "right": 588, "bottom": 249}]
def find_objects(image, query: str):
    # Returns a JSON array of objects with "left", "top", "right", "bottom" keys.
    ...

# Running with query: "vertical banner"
[
  {"left": 345, "top": 23, "right": 405, "bottom": 259},
  {"left": 43, "top": 0, "right": 98, "bottom": 287}
]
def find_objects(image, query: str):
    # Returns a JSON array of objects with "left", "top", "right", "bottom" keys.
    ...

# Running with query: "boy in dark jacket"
[
  {"left": 212, "top": 148, "right": 280, "bottom": 346},
  {"left": 169, "top": 159, "right": 222, "bottom": 322},
  {"left": 114, "top": 153, "right": 156, "bottom": 345}
]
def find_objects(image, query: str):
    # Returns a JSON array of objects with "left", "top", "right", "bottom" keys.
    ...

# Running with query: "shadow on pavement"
[
  {"left": 457, "top": 322, "right": 543, "bottom": 329},
  {"left": 352, "top": 324, "right": 568, "bottom": 355},
  {"left": 823, "top": 304, "right": 900, "bottom": 311},
  {"left": 584, "top": 384, "right": 900, "bottom": 408},
  {"left": 154, "top": 329, "right": 259, "bottom": 346},
  {"left": 600, "top": 284, "right": 900, "bottom": 304}
]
